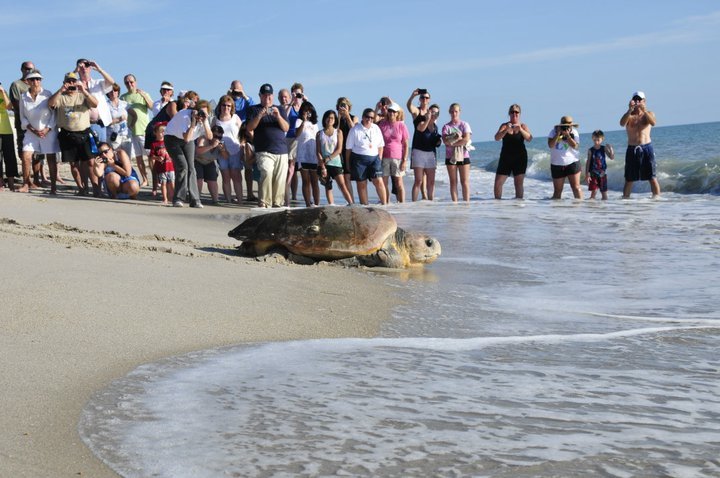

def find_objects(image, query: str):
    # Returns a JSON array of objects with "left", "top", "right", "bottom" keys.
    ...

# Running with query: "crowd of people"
[{"left": 0, "top": 58, "right": 660, "bottom": 205}]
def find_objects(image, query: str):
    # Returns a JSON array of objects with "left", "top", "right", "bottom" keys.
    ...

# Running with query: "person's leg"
[
  {"left": 459, "top": 164, "right": 470, "bottom": 202},
  {"left": 230, "top": 168, "right": 243, "bottom": 202},
  {"left": 569, "top": 172, "right": 583, "bottom": 199},
  {"left": 356, "top": 179, "right": 369, "bottom": 205},
  {"left": 382, "top": 176, "right": 390, "bottom": 203},
  {"left": 447, "top": 165, "right": 458, "bottom": 202},
  {"left": 300, "top": 169, "right": 312, "bottom": 207},
  {"left": 105, "top": 173, "right": 121, "bottom": 198},
  {"left": 426, "top": 168, "right": 436, "bottom": 201},
  {"left": 220, "top": 168, "right": 232, "bottom": 203},
  {"left": 310, "top": 170, "right": 320, "bottom": 206},
  {"left": 165, "top": 137, "right": 188, "bottom": 204},
  {"left": 372, "top": 177, "right": 387, "bottom": 205},
  {"left": 412, "top": 167, "right": 424, "bottom": 201},
  {"left": 17, "top": 151, "right": 35, "bottom": 192},
  {"left": 274, "top": 155, "right": 290, "bottom": 207},
  {"left": 343, "top": 173, "right": 354, "bottom": 203},
  {"left": 182, "top": 141, "right": 200, "bottom": 205},
  {"left": 622, "top": 181, "right": 633, "bottom": 199},
  {"left": 244, "top": 167, "right": 256, "bottom": 201},
  {"left": 47, "top": 154, "right": 58, "bottom": 194},
  {"left": 393, "top": 175, "right": 405, "bottom": 203},
  {"left": 513, "top": 174, "right": 525, "bottom": 199},
  {"left": 207, "top": 180, "right": 219, "bottom": 203},
  {"left": 284, "top": 160, "right": 296, "bottom": 206},
  {"left": 649, "top": 178, "right": 661, "bottom": 198},
  {"left": 122, "top": 178, "right": 140, "bottom": 199},
  {"left": 552, "top": 177, "right": 565, "bottom": 199},
  {"left": 494, "top": 174, "right": 507, "bottom": 199},
  {"left": 335, "top": 174, "right": 353, "bottom": 204}
]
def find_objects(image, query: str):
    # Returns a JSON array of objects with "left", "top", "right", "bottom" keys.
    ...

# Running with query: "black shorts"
[
  {"left": 300, "top": 162, "right": 318, "bottom": 171},
  {"left": 496, "top": 154, "right": 528, "bottom": 176},
  {"left": 551, "top": 161, "right": 581, "bottom": 179},
  {"left": 195, "top": 161, "right": 219, "bottom": 181},
  {"left": 445, "top": 158, "right": 471, "bottom": 166},
  {"left": 624, "top": 144, "right": 656, "bottom": 181},
  {"left": 58, "top": 129, "right": 93, "bottom": 163}
]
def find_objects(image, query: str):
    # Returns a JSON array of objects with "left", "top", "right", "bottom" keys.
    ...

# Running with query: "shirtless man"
[{"left": 619, "top": 91, "right": 659, "bottom": 198}]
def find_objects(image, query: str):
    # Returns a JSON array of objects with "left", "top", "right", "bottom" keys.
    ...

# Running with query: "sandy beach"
[{"left": 0, "top": 188, "right": 395, "bottom": 477}]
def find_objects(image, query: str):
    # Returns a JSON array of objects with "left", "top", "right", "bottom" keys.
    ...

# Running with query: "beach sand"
[{"left": 0, "top": 189, "right": 395, "bottom": 477}]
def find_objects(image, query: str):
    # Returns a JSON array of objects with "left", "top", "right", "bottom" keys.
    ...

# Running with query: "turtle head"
[{"left": 399, "top": 229, "right": 442, "bottom": 266}]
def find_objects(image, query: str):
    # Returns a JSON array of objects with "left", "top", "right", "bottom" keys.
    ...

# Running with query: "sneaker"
[
  {"left": 173, "top": 200, "right": 184, "bottom": 207},
  {"left": 190, "top": 201, "right": 203, "bottom": 209}
]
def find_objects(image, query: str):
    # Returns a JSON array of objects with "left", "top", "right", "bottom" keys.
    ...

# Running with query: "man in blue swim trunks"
[{"left": 620, "top": 90, "right": 660, "bottom": 198}]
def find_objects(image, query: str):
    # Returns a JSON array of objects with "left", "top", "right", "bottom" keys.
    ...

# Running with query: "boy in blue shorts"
[{"left": 585, "top": 130, "right": 614, "bottom": 200}]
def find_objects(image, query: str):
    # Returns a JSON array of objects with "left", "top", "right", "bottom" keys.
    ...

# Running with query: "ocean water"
[{"left": 80, "top": 123, "right": 720, "bottom": 477}]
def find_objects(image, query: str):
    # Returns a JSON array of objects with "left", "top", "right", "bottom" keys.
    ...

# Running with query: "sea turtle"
[{"left": 228, "top": 206, "right": 441, "bottom": 268}]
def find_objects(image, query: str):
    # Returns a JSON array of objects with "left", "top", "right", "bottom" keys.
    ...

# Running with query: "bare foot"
[
  {"left": 16, "top": 184, "right": 30, "bottom": 193},
  {"left": 28, "top": 183, "right": 40, "bottom": 190},
  {"left": 56, "top": 176, "right": 66, "bottom": 185}
]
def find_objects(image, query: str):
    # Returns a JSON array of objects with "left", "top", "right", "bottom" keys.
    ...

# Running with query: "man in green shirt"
[{"left": 120, "top": 74, "right": 153, "bottom": 186}]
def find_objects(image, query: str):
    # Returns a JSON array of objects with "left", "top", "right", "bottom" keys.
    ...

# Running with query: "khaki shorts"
[{"left": 382, "top": 157, "right": 404, "bottom": 177}]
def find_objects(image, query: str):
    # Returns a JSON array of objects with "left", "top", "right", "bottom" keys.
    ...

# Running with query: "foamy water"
[{"left": 80, "top": 123, "right": 720, "bottom": 477}]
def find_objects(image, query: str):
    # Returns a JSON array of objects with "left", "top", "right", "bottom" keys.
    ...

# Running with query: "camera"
[
  {"left": 295, "top": 92, "right": 304, "bottom": 99},
  {"left": 197, "top": 110, "right": 207, "bottom": 120},
  {"left": 68, "top": 85, "right": 77, "bottom": 91},
  {"left": 418, "top": 88, "right": 427, "bottom": 95},
  {"left": 110, "top": 132, "right": 118, "bottom": 142}
]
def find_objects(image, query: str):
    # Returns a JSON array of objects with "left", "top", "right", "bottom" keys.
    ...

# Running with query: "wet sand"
[{"left": 0, "top": 189, "right": 394, "bottom": 477}]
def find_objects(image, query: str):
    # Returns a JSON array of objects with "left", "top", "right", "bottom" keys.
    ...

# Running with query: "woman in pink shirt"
[{"left": 377, "top": 102, "right": 409, "bottom": 203}]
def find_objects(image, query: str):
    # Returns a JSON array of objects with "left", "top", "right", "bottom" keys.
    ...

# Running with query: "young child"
[
  {"left": 585, "top": 130, "right": 615, "bottom": 200},
  {"left": 149, "top": 122, "right": 175, "bottom": 205}
]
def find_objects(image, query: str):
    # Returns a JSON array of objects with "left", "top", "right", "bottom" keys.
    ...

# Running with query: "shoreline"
[{"left": 0, "top": 191, "right": 396, "bottom": 477}]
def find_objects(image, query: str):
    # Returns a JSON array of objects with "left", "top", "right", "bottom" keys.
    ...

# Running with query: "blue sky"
[{"left": 2, "top": 0, "right": 719, "bottom": 140}]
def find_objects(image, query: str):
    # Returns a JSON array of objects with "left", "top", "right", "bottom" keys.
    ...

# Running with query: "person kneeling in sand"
[{"left": 93, "top": 142, "right": 140, "bottom": 199}]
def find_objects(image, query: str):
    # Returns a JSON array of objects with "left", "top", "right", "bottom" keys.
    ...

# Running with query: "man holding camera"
[
  {"left": 245, "top": 83, "right": 289, "bottom": 208},
  {"left": 48, "top": 72, "right": 99, "bottom": 196},
  {"left": 228, "top": 80, "right": 254, "bottom": 121},
  {"left": 620, "top": 91, "right": 659, "bottom": 198}
]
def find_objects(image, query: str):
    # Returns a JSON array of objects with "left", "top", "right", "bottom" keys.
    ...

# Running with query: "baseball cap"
[
  {"left": 160, "top": 81, "right": 174, "bottom": 90},
  {"left": 387, "top": 102, "right": 401, "bottom": 112},
  {"left": 259, "top": 83, "right": 273, "bottom": 95},
  {"left": 64, "top": 72, "right": 79, "bottom": 82},
  {"left": 632, "top": 91, "right": 646, "bottom": 100}
]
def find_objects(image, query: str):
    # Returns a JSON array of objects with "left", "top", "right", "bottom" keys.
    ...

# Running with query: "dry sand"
[{"left": 0, "top": 189, "right": 396, "bottom": 477}]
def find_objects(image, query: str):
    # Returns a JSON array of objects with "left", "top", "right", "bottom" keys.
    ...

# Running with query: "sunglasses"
[
  {"left": 632, "top": 96, "right": 644, "bottom": 102},
  {"left": 363, "top": 115, "right": 375, "bottom": 120},
  {"left": 221, "top": 104, "right": 233, "bottom": 108},
  {"left": 420, "top": 95, "right": 430, "bottom": 100},
  {"left": 510, "top": 111, "right": 520, "bottom": 115},
  {"left": 28, "top": 78, "right": 42, "bottom": 82},
  {"left": 99, "top": 149, "right": 111, "bottom": 155}
]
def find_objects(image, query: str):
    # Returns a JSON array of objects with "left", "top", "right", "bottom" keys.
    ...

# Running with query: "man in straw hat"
[
  {"left": 547, "top": 115, "right": 583, "bottom": 199},
  {"left": 620, "top": 91, "right": 659, "bottom": 198}
]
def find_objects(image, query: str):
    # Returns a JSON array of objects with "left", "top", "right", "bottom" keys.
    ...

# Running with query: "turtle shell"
[{"left": 228, "top": 206, "right": 397, "bottom": 259}]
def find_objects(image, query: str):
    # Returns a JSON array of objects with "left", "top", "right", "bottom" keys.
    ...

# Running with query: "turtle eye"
[{"left": 425, "top": 239, "right": 434, "bottom": 247}]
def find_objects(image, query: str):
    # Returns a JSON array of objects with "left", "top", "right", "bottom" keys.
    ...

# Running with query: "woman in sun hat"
[{"left": 547, "top": 115, "right": 583, "bottom": 199}]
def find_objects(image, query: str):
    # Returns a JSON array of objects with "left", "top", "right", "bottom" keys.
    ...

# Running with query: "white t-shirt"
[
  {"left": 20, "top": 89, "right": 56, "bottom": 130},
  {"left": 295, "top": 119, "right": 319, "bottom": 164},
  {"left": 548, "top": 127, "right": 580, "bottom": 166},
  {"left": 165, "top": 109, "right": 206, "bottom": 141},
  {"left": 87, "top": 77, "right": 113, "bottom": 125},
  {"left": 346, "top": 122, "right": 385, "bottom": 156}
]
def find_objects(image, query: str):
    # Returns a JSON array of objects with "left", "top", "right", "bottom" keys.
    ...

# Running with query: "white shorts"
[
  {"left": 411, "top": 149, "right": 437, "bottom": 169},
  {"left": 22, "top": 129, "right": 60, "bottom": 154},
  {"left": 129, "top": 134, "right": 147, "bottom": 158},
  {"left": 382, "top": 157, "right": 405, "bottom": 177}
]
